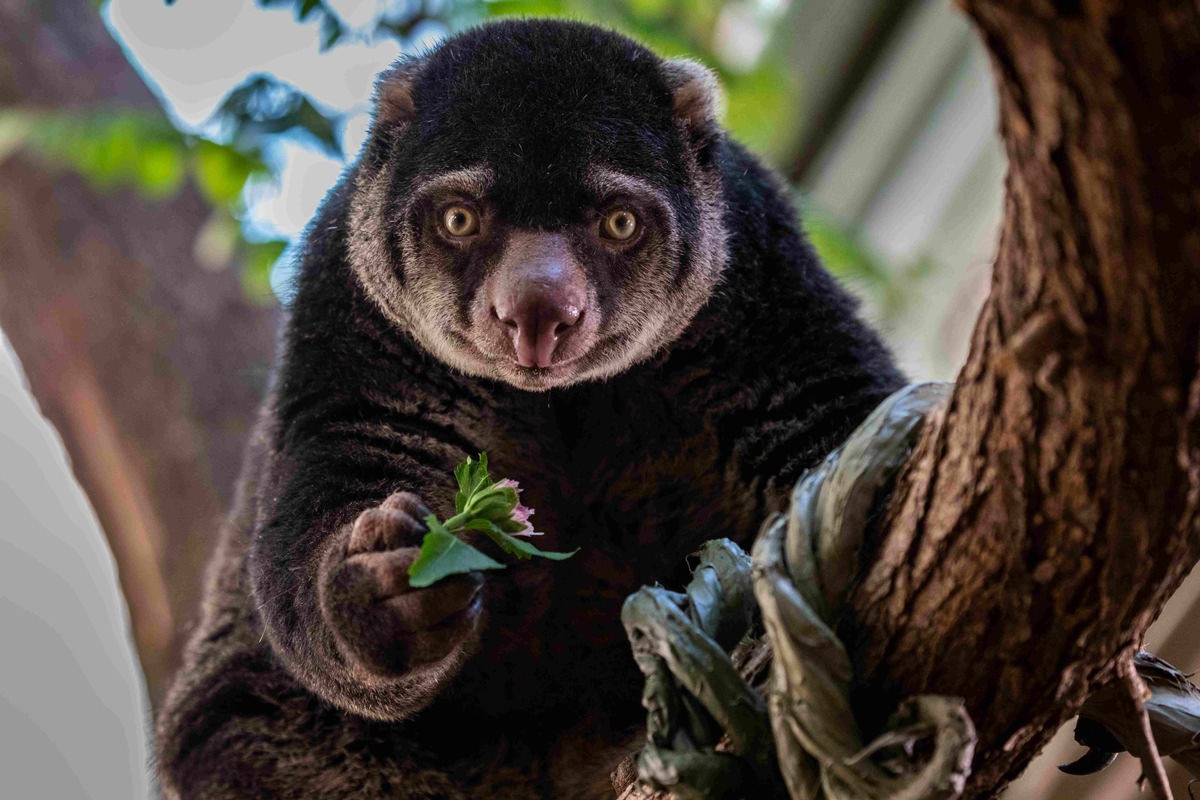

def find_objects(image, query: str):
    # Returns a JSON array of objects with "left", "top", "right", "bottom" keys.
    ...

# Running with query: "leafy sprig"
[{"left": 407, "top": 453, "right": 576, "bottom": 588}]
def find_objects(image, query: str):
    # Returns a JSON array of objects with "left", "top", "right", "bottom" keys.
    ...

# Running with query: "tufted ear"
[
  {"left": 661, "top": 58, "right": 724, "bottom": 138},
  {"left": 373, "top": 57, "right": 426, "bottom": 129}
]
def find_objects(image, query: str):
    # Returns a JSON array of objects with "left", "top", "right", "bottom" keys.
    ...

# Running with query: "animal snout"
[{"left": 491, "top": 279, "right": 585, "bottom": 368}]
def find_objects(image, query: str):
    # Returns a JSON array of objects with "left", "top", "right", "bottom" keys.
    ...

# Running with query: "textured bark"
[
  {"left": 0, "top": 0, "right": 276, "bottom": 700},
  {"left": 845, "top": 1, "right": 1200, "bottom": 797}
]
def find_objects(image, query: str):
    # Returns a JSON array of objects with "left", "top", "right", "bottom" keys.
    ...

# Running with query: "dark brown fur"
[{"left": 156, "top": 20, "right": 903, "bottom": 799}]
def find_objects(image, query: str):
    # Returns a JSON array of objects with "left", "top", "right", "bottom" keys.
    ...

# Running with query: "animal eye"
[
  {"left": 441, "top": 206, "right": 479, "bottom": 237},
  {"left": 601, "top": 208, "right": 638, "bottom": 241}
]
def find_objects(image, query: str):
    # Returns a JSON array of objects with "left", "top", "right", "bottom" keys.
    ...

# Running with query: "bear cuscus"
[{"left": 156, "top": 19, "right": 902, "bottom": 800}]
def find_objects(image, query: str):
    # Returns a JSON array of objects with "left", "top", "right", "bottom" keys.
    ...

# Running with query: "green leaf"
[
  {"left": 240, "top": 239, "right": 288, "bottom": 304},
  {"left": 722, "top": 62, "right": 794, "bottom": 157},
  {"left": 465, "top": 520, "right": 577, "bottom": 562},
  {"left": 408, "top": 517, "right": 504, "bottom": 588},
  {"left": 319, "top": 14, "right": 344, "bottom": 50},
  {"left": 453, "top": 461, "right": 471, "bottom": 512},
  {"left": 213, "top": 74, "right": 342, "bottom": 157},
  {"left": 297, "top": 0, "right": 320, "bottom": 21},
  {"left": 486, "top": 0, "right": 566, "bottom": 17},
  {"left": 8, "top": 110, "right": 191, "bottom": 198},
  {"left": 471, "top": 452, "right": 491, "bottom": 492},
  {"left": 134, "top": 142, "right": 187, "bottom": 198},
  {"left": 454, "top": 452, "right": 493, "bottom": 512},
  {"left": 416, "top": 452, "right": 575, "bottom": 585},
  {"left": 454, "top": 453, "right": 475, "bottom": 493},
  {"left": 192, "top": 140, "right": 264, "bottom": 206}
]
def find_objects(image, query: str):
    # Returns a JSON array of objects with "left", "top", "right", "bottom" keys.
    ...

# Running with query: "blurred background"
[{"left": 0, "top": 0, "right": 1195, "bottom": 797}]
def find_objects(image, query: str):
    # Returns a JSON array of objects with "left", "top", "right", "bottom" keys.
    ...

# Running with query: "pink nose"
[{"left": 493, "top": 285, "right": 583, "bottom": 368}]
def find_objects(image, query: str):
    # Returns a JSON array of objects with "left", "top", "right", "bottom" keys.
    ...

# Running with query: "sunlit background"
[{"left": 0, "top": 1, "right": 1196, "bottom": 798}]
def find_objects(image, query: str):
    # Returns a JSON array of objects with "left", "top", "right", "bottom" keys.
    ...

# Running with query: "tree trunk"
[
  {"left": 5, "top": 2, "right": 1200, "bottom": 797},
  {"left": 845, "top": 1, "right": 1200, "bottom": 796},
  {"left": 0, "top": 0, "right": 276, "bottom": 702}
]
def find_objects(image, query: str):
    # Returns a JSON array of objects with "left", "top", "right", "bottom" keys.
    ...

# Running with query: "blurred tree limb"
[{"left": 0, "top": 0, "right": 277, "bottom": 701}]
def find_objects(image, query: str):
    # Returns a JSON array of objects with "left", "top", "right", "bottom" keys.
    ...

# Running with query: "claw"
[
  {"left": 1059, "top": 748, "right": 1120, "bottom": 775},
  {"left": 1059, "top": 716, "right": 1125, "bottom": 776}
]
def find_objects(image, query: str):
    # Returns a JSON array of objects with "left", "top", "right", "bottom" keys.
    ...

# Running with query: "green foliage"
[
  {"left": 0, "top": 111, "right": 186, "bottom": 198},
  {"left": 722, "top": 65, "right": 794, "bottom": 158},
  {"left": 802, "top": 206, "right": 931, "bottom": 320},
  {"left": 408, "top": 453, "right": 577, "bottom": 588},
  {"left": 0, "top": 108, "right": 278, "bottom": 205},
  {"left": 485, "top": 0, "right": 562, "bottom": 15},
  {"left": 191, "top": 139, "right": 262, "bottom": 204},
  {"left": 461, "top": 518, "right": 576, "bottom": 561},
  {"left": 213, "top": 75, "right": 341, "bottom": 157},
  {"left": 406, "top": 521, "right": 505, "bottom": 589},
  {"left": 0, "top": 107, "right": 287, "bottom": 299},
  {"left": 802, "top": 208, "right": 889, "bottom": 286},
  {"left": 241, "top": 239, "right": 290, "bottom": 302},
  {"left": 254, "top": 0, "right": 479, "bottom": 51}
]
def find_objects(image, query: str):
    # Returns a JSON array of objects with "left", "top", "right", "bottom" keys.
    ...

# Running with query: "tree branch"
[
  {"left": 1119, "top": 656, "right": 1173, "bottom": 800},
  {"left": 844, "top": 2, "right": 1200, "bottom": 796}
]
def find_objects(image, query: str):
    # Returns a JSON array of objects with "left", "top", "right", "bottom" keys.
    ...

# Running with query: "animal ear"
[
  {"left": 373, "top": 57, "right": 425, "bottom": 129},
  {"left": 661, "top": 58, "right": 723, "bottom": 137}
]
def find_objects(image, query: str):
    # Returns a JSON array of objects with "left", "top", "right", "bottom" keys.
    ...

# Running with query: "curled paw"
[
  {"left": 321, "top": 492, "right": 484, "bottom": 676},
  {"left": 346, "top": 491, "right": 432, "bottom": 554}
]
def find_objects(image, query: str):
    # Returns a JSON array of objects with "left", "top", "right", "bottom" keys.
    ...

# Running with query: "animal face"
[{"left": 348, "top": 21, "right": 728, "bottom": 391}]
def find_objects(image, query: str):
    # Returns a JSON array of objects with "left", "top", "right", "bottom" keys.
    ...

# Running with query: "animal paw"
[{"left": 320, "top": 492, "right": 484, "bottom": 676}]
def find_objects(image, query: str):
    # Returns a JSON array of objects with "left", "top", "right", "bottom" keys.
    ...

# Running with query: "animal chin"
[{"left": 498, "top": 358, "right": 586, "bottom": 390}]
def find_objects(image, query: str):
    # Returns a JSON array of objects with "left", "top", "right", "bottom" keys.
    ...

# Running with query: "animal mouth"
[
  {"left": 460, "top": 329, "right": 611, "bottom": 388},
  {"left": 511, "top": 354, "right": 582, "bottom": 370}
]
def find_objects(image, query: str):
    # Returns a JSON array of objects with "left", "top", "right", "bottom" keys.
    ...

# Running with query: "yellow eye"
[
  {"left": 442, "top": 206, "right": 479, "bottom": 237},
  {"left": 602, "top": 208, "right": 638, "bottom": 241}
]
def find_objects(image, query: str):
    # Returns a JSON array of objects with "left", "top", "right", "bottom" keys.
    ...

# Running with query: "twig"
[{"left": 1120, "top": 655, "right": 1174, "bottom": 800}]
